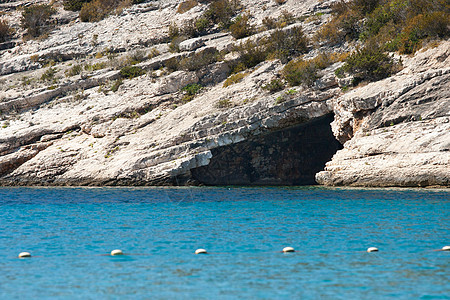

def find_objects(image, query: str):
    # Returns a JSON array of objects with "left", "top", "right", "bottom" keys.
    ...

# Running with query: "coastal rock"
[
  {"left": 0, "top": 0, "right": 448, "bottom": 187},
  {"left": 316, "top": 42, "right": 450, "bottom": 187}
]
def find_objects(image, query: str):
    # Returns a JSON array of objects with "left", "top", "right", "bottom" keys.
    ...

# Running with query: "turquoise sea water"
[{"left": 0, "top": 187, "right": 449, "bottom": 299}]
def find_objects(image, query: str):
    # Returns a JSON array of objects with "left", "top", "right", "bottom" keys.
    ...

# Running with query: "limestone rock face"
[
  {"left": 0, "top": 0, "right": 448, "bottom": 187},
  {"left": 316, "top": 42, "right": 450, "bottom": 187},
  {"left": 179, "top": 38, "right": 205, "bottom": 52}
]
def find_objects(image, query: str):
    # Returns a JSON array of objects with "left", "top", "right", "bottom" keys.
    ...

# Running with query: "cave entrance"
[{"left": 191, "top": 114, "right": 343, "bottom": 186}]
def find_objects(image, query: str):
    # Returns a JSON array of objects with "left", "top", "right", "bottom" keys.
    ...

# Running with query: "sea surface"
[{"left": 0, "top": 186, "right": 448, "bottom": 299}]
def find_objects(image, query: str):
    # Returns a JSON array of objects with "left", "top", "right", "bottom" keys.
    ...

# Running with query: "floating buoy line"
[
  {"left": 111, "top": 249, "right": 123, "bottom": 256},
  {"left": 283, "top": 247, "right": 295, "bottom": 253},
  {"left": 18, "top": 252, "right": 31, "bottom": 258},
  {"left": 15, "top": 246, "right": 449, "bottom": 258},
  {"left": 195, "top": 249, "right": 207, "bottom": 254}
]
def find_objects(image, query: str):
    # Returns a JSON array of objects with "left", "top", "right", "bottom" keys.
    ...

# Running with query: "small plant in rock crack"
[
  {"left": 65, "top": 64, "right": 83, "bottom": 77},
  {"left": 119, "top": 66, "right": 145, "bottom": 79},
  {"left": 274, "top": 95, "right": 286, "bottom": 105},
  {"left": 41, "top": 67, "right": 58, "bottom": 83},
  {"left": 21, "top": 4, "right": 56, "bottom": 38},
  {"left": 181, "top": 83, "right": 202, "bottom": 103},
  {"left": 215, "top": 98, "right": 233, "bottom": 108},
  {"left": 110, "top": 79, "right": 123, "bottom": 92},
  {"left": 0, "top": 19, "right": 13, "bottom": 42},
  {"left": 262, "top": 78, "right": 284, "bottom": 93}
]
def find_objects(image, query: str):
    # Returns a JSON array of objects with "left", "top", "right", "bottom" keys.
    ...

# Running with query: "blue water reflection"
[{"left": 0, "top": 187, "right": 448, "bottom": 299}]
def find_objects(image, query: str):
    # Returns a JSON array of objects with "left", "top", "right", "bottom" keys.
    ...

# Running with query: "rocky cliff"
[{"left": 0, "top": 0, "right": 448, "bottom": 187}]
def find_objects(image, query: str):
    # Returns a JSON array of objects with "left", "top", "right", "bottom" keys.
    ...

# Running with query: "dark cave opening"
[{"left": 191, "top": 114, "right": 343, "bottom": 186}]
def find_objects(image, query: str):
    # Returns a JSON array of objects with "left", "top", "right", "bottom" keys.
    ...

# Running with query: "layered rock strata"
[
  {"left": 316, "top": 43, "right": 450, "bottom": 187},
  {"left": 0, "top": 0, "right": 449, "bottom": 187}
]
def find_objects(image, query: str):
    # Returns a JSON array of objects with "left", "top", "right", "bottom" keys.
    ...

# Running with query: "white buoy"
[
  {"left": 111, "top": 249, "right": 123, "bottom": 256},
  {"left": 283, "top": 247, "right": 295, "bottom": 253},
  {"left": 367, "top": 247, "right": 379, "bottom": 252},
  {"left": 442, "top": 246, "right": 450, "bottom": 251},
  {"left": 195, "top": 249, "right": 207, "bottom": 254},
  {"left": 18, "top": 252, "right": 31, "bottom": 258}
]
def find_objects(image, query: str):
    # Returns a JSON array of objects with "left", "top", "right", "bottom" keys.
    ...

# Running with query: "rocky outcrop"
[
  {"left": 316, "top": 42, "right": 450, "bottom": 187},
  {"left": 0, "top": 0, "right": 448, "bottom": 187}
]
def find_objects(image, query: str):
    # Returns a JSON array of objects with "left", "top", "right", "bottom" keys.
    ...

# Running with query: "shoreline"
[{"left": 1, "top": 184, "right": 449, "bottom": 190}]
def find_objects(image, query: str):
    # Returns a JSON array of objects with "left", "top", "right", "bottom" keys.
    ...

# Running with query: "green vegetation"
[
  {"left": 229, "top": 25, "right": 308, "bottom": 73},
  {"left": 204, "top": 0, "right": 242, "bottom": 30},
  {"left": 65, "top": 64, "right": 83, "bottom": 77},
  {"left": 110, "top": 79, "right": 123, "bottom": 92},
  {"left": 266, "top": 27, "right": 308, "bottom": 62},
  {"left": 285, "top": 88, "right": 297, "bottom": 95},
  {"left": 282, "top": 52, "right": 338, "bottom": 87},
  {"left": 182, "top": 83, "right": 202, "bottom": 95},
  {"left": 314, "top": 0, "right": 449, "bottom": 54},
  {"left": 21, "top": 4, "right": 56, "bottom": 38},
  {"left": 0, "top": 19, "right": 12, "bottom": 42},
  {"left": 147, "top": 48, "right": 161, "bottom": 59},
  {"left": 282, "top": 58, "right": 319, "bottom": 87},
  {"left": 274, "top": 95, "right": 285, "bottom": 105},
  {"left": 126, "top": 50, "right": 147, "bottom": 65},
  {"left": 181, "top": 83, "right": 202, "bottom": 102},
  {"left": 229, "top": 14, "right": 254, "bottom": 39},
  {"left": 63, "top": 0, "right": 91, "bottom": 11},
  {"left": 170, "top": 0, "right": 242, "bottom": 45},
  {"left": 79, "top": 0, "right": 134, "bottom": 22},
  {"left": 231, "top": 39, "right": 268, "bottom": 72},
  {"left": 84, "top": 62, "right": 107, "bottom": 71},
  {"left": 335, "top": 45, "right": 401, "bottom": 85},
  {"left": 262, "top": 79, "right": 284, "bottom": 93},
  {"left": 164, "top": 57, "right": 180, "bottom": 72},
  {"left": 41, "top": 67, "right": 58, "bottom": 83},
  {"left": 309, "top": 0, "right": 448, "bottom": 85},
  {"left": 163, "top": 47, "right": 219, "bottom": 72},
  {"left": 223, "top": 72, "right": 248, "bottom": 87},
  {"left": 179, "top": 48, "right": 219, "bottom": 71},
  {"left": 21, "top": 76, "right": 34, "bottom": 86},
  {"left": 261, "top": 11, "right": 296, "bottom": 30},
  {"left": 119, "top": 66, "right": 145, "bottom": 79},
  {"left": 216, "top": 98, "right": 232, "bottom": 108}
]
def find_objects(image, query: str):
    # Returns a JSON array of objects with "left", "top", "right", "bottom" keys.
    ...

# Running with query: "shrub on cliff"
[
  {"left": 335, "top": 45, "right": 400, "bottom": 84},
  {"left": 179, "top": 47, "right": 219, "bottom": 71},
  {"left": 119, "top": 66, "right": 145, "bottom": 79},
  {"left": 21, "top": 4, "right": 56, "bottom": 38},
  {"left": 315, "top": 0, "right": 449, "bottom": 53},
  {"left": 223, "top": 72, "right": 247, "bottom": 87},
  {"left": 232, "top": 39, "right": 268, "bottom": 72},
  {"left": 267, "top": 27, "right": 308, "bottom": 62},
  {"left": 314, "top": 2, "right": 361, "bottom": 46},
  {"left": 0, "top": 19, "right": 13, "bottom": 42},
  {"left": 63, "top": 0, "right": 92, "bottom": 11},
  {"left": 282, "top": 58, "right": 319, "bottom": 87},
  {"left": 262, "top": 78, "right": 284, "bottom": 93},
  {"left": 79, "top": 0, "right": 131, "bottom": 22},
  {"left": 282, "top": 53, "right": 338, "bottom": 87},
  {"left": 203, "top": 0, "right": 242, "bottom": 29},
  {"left": 41, "top": 67, "right": 58, "bottom": 83},
  {"left": 181, "top": 83, "right": 202, "bottom": 102},
  {"left": 172, "top": 0, "right": 242, "bottom": 41},
  {"left": 229, "top": 14, "right": 254, "bottom": 39},
  {"left": 164, "top": 57, "right": 180, "bottom": 72},
  {"left": 397, "top": 12, "right": 450, "bottom": 54}
]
